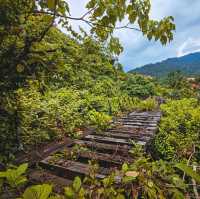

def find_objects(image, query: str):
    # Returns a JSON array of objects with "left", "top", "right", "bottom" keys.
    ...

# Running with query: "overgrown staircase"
[{"left": 38, "top": 111, "right": 161, "bottom": 184}]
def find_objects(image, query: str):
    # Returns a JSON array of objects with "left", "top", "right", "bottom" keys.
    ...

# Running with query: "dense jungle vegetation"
[{"left": 0, "top": 0, "right": 200, "bottom": 198}]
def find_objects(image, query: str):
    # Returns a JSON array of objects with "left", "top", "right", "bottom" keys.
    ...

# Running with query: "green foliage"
[
  {"left": 154, "top": 98, "right": 200, "bottom": 160},
  {"left": 20, "top": 184, "right": 53, "bottom": 199},
  {"left": 121, "top": 74, "right": 156, "bottom": 98},
  {"left": 0, "top": 163, "right": 28, "bottom": 189},
  {"left": 175, "top": 163, "right": 200, "bottom": 184},
  {"left": 136, "top": 97, "right": 158, "bottom": 111},
  {"left": 122, "top": 157, "right": 186, "bottom": 199},
  {"left": 2, "top": 160, "right": 200, "bottom": 198},
  {"left": 166, "top": 71, "right": 186, "bottom": 89},
  {"left": 15, "top": 84, "right": 83, "bottom": 147},
  {"left": 87, "top": 110, "right": 112, "bottom": 130},
  {"left": 64, "top": 177, "right": 85, "bottom": 199},
  {"left": 86, "top": 0, "right": 175, "bottom": 45}
]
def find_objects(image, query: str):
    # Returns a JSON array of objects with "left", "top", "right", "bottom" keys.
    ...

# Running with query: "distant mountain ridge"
[{"left": 129, "top": 52, "right": 200, "bottom": 77}]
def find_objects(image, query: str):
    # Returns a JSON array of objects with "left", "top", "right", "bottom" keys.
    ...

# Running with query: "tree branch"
[
  {"left": 80, "top": 6, "right": 98, "bottom": 19},
  {"left": 33, "top": 10, "right": 141, "bottom": 32},
  {"left": 36, "top": 0, "right": 57, "bottom": 43}
]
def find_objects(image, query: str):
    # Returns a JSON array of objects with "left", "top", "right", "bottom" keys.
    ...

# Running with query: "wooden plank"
[
  {"left": 114, "top": 121, "right": 157, "bottom": 127},
  {"left": 128, "top": 112, "right": 161, "bottom": 117},
  {"left": 120, "top": 125, "right": 157, "bottom": 130},
  {"left": 29, "top": 169, "right": 72, "bottom": 189},
  {"left": 74, "top": 140, "right": 131, "bottom": 154},
  {"left": 107, "top": 129, "right": 154, "bottom": 136},
  {"left": 15, "top": 138, "right": 73, "bottom": 166},
  {"left": 121, "top": 116, "right": 160, "bottom": 120},
  {"left": 93, "top": 132, "right": 151, "bottom": 142},
  {"left": 83, "top": 135, "right": 146, "bottom": 146},
  {"left": 37, "top": 110, "right": 162, "bottom": 186},
  {"left": 117, "top": 119, "right": 159, "bottom": 123},
  {"left": 77, "top": 151, "right": 130, "bottom": 167},
  {"left": 83, "top": 135, "right": 130, "bottom": 145},
  {"left": 40, "top": 159, "right": 108, "bottom": 180},
  {"left": 116, "top": 118, "right": 159, "bottom": 123}
]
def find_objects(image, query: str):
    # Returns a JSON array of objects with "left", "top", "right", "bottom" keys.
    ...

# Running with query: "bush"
[
  {"left": 87, "top": 110, "right": 112, "bottom": 130},
  {"left": 136, "top": 98, "right": 158, "bottom": 111},
  {"left": 121, "top": 74, "right": 156, "bottom": 98},
  {"left": 16, "top": 82, "right": 83, "bottom": 148},
  {"left": 153, "top": 98, "right": 200, "bottom": 160}
]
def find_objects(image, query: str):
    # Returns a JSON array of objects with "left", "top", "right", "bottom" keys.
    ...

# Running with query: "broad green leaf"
[
  {"left": 122, "top": 176, "right": 136, "bottom": 183},
  {"left": 147, "top": 180, "right": 154, "bottom": 188},
  {"left": 64, "top": 187, "right": 75, "bottom": 198},
  {"left": 170, "top": 188, "right": 185, "bottom": 199},
  {"left": 78, "top": 187, "right": 85, "bottom": 198},
  {"left": 72, "top": 176, "right": 81, "bottom": 192},
  {"left": 122, "top": 163, "right": 128, "bottom": 172},
  {"left": 102, "top": 177, "right": 110, "bottom": 187},
  {"left": 17, "top": 163, "right": 28, "bottom": 176},
  {"left": 16, "top": 177, "right": 27, "bottom": 186},
  {"left": 22, "top": 184, "right": 53, "bottom": 199},
  {"left": 175, "top": 163, "right": 200, "bottom": 183}
]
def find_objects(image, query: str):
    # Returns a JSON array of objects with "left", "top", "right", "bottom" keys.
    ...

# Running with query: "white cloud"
[{"left": 177, "top": 38, "right": 200, "bottom": 57}]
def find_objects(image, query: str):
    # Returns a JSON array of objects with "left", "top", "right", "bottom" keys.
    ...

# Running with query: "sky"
[{"left": 67, "top": 0, "right": 200, "bottom": 71}]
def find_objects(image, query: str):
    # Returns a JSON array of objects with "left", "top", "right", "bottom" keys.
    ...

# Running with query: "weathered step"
[
  {"left": 118, "top": 117, "right": 160, "bottom": 123},
  {"left": 83, "top": 135, "right": 146, "bottom": 146},
  {"left": 107, "top": 129, "right": 154, "bottom": 137},
  {"left": 114, "top": 121, "right": 157, "bottom": 127},
  {"left": 115, "top": 125, "right": 157, "bottom": 130},
  {"left": 129, "top": 113, "right": 161, "bottom": 117},
  {"left": 77, "top": 151, "right": 130, "bottom": 168},
  {"left": 74, "top": 140, "right": 131, "bottom": 155},
  {"left": 38, "top": 110, "right": 161, "bottom": 185},
  {"left": 117, "top": 118, "right": 159, "bottom": 123},
  {"left": 93, "top": 132, "right": 151, "bottom": 142},
  {"left": 40, "top": 159, "right": 122, "bottom": 183},
  {"left": 40, "top": 159, "right": 108, "bottom": 180},
  {"left": 121, "top": 115, "right": 160, "bottom": 119},
  {"left": 29, "top": 169, "right": 72, "bottom": 190},
  {"left": 128, "top": 115, "right": 161, "bottom": 119},
  {"left": 83, "top": 135, "right": 130, "bottom": 145}
]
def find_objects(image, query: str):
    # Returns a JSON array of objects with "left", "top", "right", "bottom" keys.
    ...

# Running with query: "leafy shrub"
[
  {"left": 20, "top": 184, "right": 53, "bottom": 199},
  {"left": 16, "top": 83, "right": 83, "bottom": 147},
  {"left": 121, "top": 74, "right": 156, "bottom": 98},
  {"left": 122, "top": 159, "right": 186, "bottom": 199},
  {"left": 87, "top": 110, "right": 112, "bottom": 130},
  {"left": 153, "top": 98, "right": 200, "bottom": 160},
  {"left": 136, "top": 98, "right": 158, "bottom": 111},
  {"left": 2, "top": 160, "right": 200, "bottom": 199},
  {"left": 0, "top": 163, "right": 28, "bottom": 189}
]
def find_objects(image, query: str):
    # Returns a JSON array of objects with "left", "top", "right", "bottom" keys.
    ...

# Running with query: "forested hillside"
[
  {"left": 130, "top": 52, "right": 200, "bottom": 77},
  {"left": 1, "top": 1, "right": 200, "bottom": 199}
]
